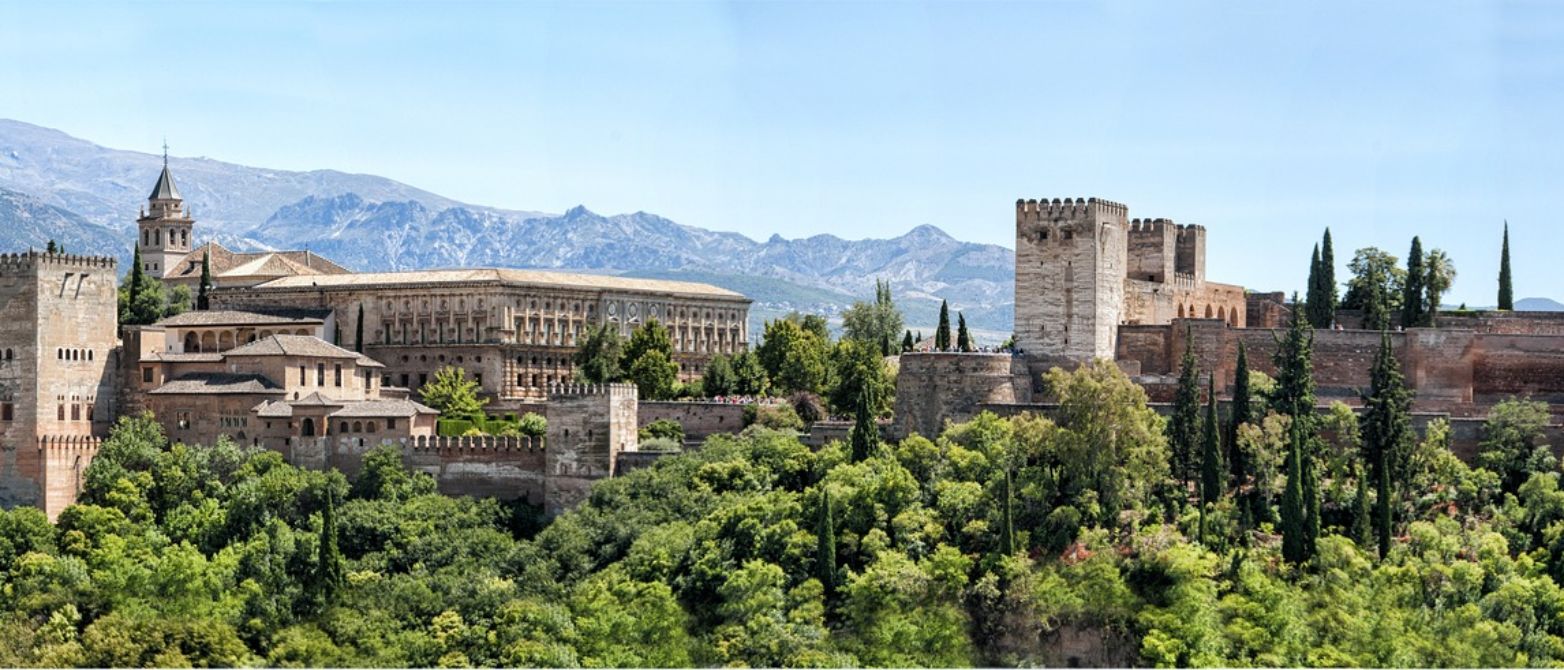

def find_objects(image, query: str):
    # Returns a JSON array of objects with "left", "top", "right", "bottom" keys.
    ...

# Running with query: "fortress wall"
[
  {"left": 638, "top": 401, "right": 747, "bottom": 441},
  {"left": 1246, "top": 292, "right": 1289, "bottom": 329},
  {"left": 1117, "top": 325, "right": 1172, "bottom": 375},
  {"left": 291, "top": 435, "right": 547, "bottom": 502},
  {"left": 1471, "top": 334, "right": 1564, "bottom": 408},
  {"left": 893, "top": 352, "right": 1030, "bottom": 439},
  {"left": 1437, "top": 311, "right": 1564, "bottom": 336}
]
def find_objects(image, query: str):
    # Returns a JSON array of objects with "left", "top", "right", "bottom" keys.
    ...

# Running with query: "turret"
[{"left": 135, "top": 146, "right": 195, "bottom": 279}]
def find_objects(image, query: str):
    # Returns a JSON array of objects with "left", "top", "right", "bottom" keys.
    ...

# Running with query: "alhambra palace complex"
[{"left": 3, "top": 169, "right": 1563, "bottom": 520}]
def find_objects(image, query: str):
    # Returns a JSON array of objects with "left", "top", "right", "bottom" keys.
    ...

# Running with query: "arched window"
[
  {"left": 301, "top": 418, "right": 316, "bottom": 436},
  {"left": 340, "top": 422, "right": 349, "bottom": 434},
  {"left": 352, "top": 421, "right": 362, "bottom": 433}
]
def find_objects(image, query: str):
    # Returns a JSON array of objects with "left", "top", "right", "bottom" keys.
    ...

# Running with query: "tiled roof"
[
  {"left": 149, "top": 165, "right": 181, "bottom": 200},
  {"left": 166, "top": 241, "right": 351, "bottom": 281},
  {"left": 247, "top": 268, "right": 746, "bottom": 299},
  {"left": 355, "top": 354, "right": 385, "bottom": 368},
  {"left": 224, "top": 335, "right": 361, "bottom": 359},
  {"left": 155, "top": 308, "right": 330, "bottom": 328},
  {"left": 253, "top": 400, "right": 293, "bottom": 418},
  {"left": 147, "top": 352, "right": 226, "bottom": 363},
  {"left": 292, "top": 391, "right": 346, "bottom": 407},
  {"left": 330, "top": 399, "right": 439, "bottom": 418},
  {"left": 149, "top": 373, "right": 283, "bottom": 395}
]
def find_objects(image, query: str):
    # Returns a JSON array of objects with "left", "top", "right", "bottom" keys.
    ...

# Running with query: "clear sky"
[{"left": 1, "top": 1, "right": 1559, "bottom": 306}]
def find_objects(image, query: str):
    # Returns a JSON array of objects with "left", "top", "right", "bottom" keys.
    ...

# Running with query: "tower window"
[{"left": 1039, "top": 230, "right": 1048, "bottom": 241}]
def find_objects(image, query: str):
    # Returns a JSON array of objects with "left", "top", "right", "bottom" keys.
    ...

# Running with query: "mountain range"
[{"left": 0, "top": 119, "right": 1012, "bottom": 335}]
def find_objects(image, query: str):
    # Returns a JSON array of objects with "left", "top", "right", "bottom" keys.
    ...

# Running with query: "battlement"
[
  {"left": 1016, "top": 197, "right": 1129, "bottom": 220},
  {"left": 547, "top": 382, "right": 638, "bottom": 400},
  {"left": 1176, "top": 224, "right": 1207, "bottom": 238},
  {"left": 0, "top": 251, "right": 118, "bottom": 273},
  {"left": 322, "top": 434, "right": 546, "bottom": 453},
  {"left": 36, "top": 434, "right": 104, "bottom": 453},
  {"left": 1129, "top": 218, "right": 1176, "bottom": 233}
]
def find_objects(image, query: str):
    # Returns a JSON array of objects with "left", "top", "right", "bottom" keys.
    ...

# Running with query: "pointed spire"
[{"left": 149, "top": 142, "right": 181, "bottom": 201}]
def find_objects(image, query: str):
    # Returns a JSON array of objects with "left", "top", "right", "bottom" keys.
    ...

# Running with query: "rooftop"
[
  {"left": 244, "top": 267, "right": 747, "bottom": 300},
  {"left": 150, "top": 372, "right": 284, "bottom": 395},
  {"left": 224, "top": 334, "right": 363, "bottom": 360},
  {"left": 156, "top": 308, "right": 331, "bottom": 328}
]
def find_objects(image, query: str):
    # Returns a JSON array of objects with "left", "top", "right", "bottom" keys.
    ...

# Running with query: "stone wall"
[
  {"left": 544, "top": 383, "right": 639, "bottom": 515},
  {"left": 291, "top": 434, "right": 548, "bottom": 502},
  {"left": 893, "top": 352, "right": 1031, "bottom": 439},
  {"left": 1015, "top": 198, "right": 1129, "bottom": 364},
  {"left": 638, "top": 401, "right": 748, "bottom": 442},
  {"left": 1437, "top": 311, "right": 1564, "bottom": 336}
]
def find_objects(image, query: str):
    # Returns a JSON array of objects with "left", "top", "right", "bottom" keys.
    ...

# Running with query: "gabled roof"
[
  {"left": 149, "top": 372, "right": 283, "bottom": 395},
  {"left": 292, "top": 391, "right": 346, "bottom": 408},
  {"left": 224, "top": 334, "right": 361, "bottom": 360},
  {"left": 149, "top": 164, "right": 181, "bottom": 201},
  {"left": 247, "top": 267, "right": 747, "bottom": 300},
  {"left": 253, "top": 399, "right": 294, "bottom": 418},
  {"left": 329, "top": 399, "right": 439, "bottom": 418},
  {"left": 165, "top": 241, "right": 352, "bottom": 282}
]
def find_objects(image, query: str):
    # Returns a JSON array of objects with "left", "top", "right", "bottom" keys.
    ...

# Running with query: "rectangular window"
[
  {"left": 142, "top": 367, "right": 154, "bottom": 383},
  {"left": 334, "top": 364, "right": 343, "bottom": 387},
  {"left": 71, "top": 404, "right": 80, "bottom": 421},
  {"left": 316, "top": 363, "right": 325, "bottom": 386},
  {"left": 300, "top": 365, "right": 307, "bottom": 385},
  {"left": 418, "top": 373, "right": 428, "bottom": 387},
  {"left": 57, "top": 404, "right": 64, "bottom": 421},
  {"left": 1, "top": 403, "right": 11, "bottom": 421},
  {"left": 387, "top": 418, "right": 397, "bottom": 430}
]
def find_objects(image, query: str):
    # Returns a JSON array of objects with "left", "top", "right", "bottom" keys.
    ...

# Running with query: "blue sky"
[{"left": 0, "top": 1, "right": 1560, "bottom": 306}]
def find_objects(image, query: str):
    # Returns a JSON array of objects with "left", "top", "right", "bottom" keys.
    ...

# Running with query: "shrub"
[{"left": 639, "top": 419, "right": 685, "bottom": 443}]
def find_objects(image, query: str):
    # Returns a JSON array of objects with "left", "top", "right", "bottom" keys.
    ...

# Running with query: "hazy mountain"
[
  {"left": 0, "top": 187, "right": 125, "bottom": 258},
  {"left": 1516, "top": 297, "right": 1564, "bottom": 312},
  {"left": 0, "top": 118, "right": 1014, "bottom": 332}
]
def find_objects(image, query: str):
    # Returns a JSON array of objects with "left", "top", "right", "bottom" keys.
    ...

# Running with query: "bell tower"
[{"left": 135, "top": 143, "right": 195, "bottom": 279}]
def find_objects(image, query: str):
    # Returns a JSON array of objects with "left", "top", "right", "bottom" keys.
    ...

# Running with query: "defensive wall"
[
  {"left": 893, "top": 352, "right": 1034, "bottom": 440},
  {"left": 637, "top": 401, "right": 748, "bottom": 443}
]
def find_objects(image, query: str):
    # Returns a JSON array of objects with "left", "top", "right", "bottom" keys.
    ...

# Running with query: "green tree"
[
  {"left": 817, "top": 486, "right": 838, "bottom": 595},
  {"left": 841, "top": 278, "right": 904, "bottom": 355},
  {"left": 627, "top": 349, "right": 679, "bottom": 400},
  {"left": 165, "top": 284, "right": 193, "bottom": 317},
  {"left": 45, "top": 239, "right": 57, "bottom": 254},
  {"left": 1169, "top": 331, "right": 1202, "bottom": 498},
  {"left": 758, "top": 319, "right": 829, "bottom": 395},
  {"left": 1352, "top": 462, "right": 1372, "bottom": 548},
  {"left": 1477, "top": 397, "right": 1554, "bottom": 493},
  {"left": 828, "top": 338, "right": 893, "bottom": 416},
  {"left": 1229, "top": 342, "right": 1252, "bottom": 488},
  {"left": 573, "top": 322, "right": 624, "bottom": 384},
  {"left": 1342, "top": 247, "right": 1402, "bottom": 331},
  {"left": 1281, "top": 420, "right": 1309, "bottom": 564},
  {"left": 998, "top": 467, "right": 1016, "bottom": 555},
  {"left": 701, "top": 353, "right": 735, "bottom": 396},
  {"left": 901, "top": 330, "right": 914, "bottom": 353},
  {"left": 1360, "top": 332, "right": 1411, "bottom": 558},
  {"left": 315, "top": 487, "right": 345, "bottom": 605},
  {"left": 956, "top": 312, "right": 972, "bottom": 352},
  {"left": 1498, "top": 221, "right": 1514, "bottom": 310},
  {"left": 123, "top": 245, "right": 144, "bottom": 324},
  {"left": 1401, "top": 236, "right": 1427, "bottom": 327},
  {"left": 419, "top": 366, "right": 488, "bottom": 420},
  {"left": 1200, "top": 374, "right": 1223, "bottom": 506},
  {"left": 1270, "top": 292, "right": 1316, "bottom": 423},
  {"left": 729, "top": 350, "right": 770, "bottom": 396},
  {"left": 848, "top": 385, "right": 879, "bottom": 462},
  {"left": 1424, "top": 248, "right": 1457, "bottom": 322},
  {"left": 1305, "top": 243, "right": 1329, "bottom": 328},
  {"left": 1321, "top": 227, "right": 1337, "bottom": 323},
  {"left": 196, "top": 250, "right": 211, "bottom": 311},
  {"left": 935, "top": 300, "right": 951, "bottom": 351}
]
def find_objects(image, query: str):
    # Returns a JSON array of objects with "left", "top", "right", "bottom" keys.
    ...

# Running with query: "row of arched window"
[{"left": 57, "top": 348, "right": 94, "bottom": 362}]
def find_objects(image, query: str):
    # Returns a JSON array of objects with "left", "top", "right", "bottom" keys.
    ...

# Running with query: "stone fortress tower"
[
  {"left": 136, "top": 148, "right": 195, "bottom": 279},
  {"left": 1014, "top": 198, "right": 1130, "bottom": 365},
  {"left": 543, "top": 383, "right": 640, "bottom": 516},
  {"left": 0, "top": 251, "right": 118, "bottom": 519}
]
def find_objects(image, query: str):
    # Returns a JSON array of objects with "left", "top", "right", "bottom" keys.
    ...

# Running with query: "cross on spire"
[{"left": 162, "top": 138, "right": 169, "bottom": 167}]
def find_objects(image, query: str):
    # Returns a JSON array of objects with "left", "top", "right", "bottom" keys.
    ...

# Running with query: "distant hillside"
[
  {"left": 0, "top": 187, "right": 125, "bottom": 259},
  {"left": 0, "top": 119, "right": 1014, "bottom": 332},
  {"left": 1516, "top": 297, "right": 1564, "bottom": 312}
]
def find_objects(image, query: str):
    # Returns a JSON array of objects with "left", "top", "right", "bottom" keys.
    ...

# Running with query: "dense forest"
[{"left": 2, "top": 348, "right": 1562, "bottom": 666}]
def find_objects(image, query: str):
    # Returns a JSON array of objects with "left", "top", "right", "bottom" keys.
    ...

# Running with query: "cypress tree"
[
  {"left": 1302, "top": 430, "right": 1321, "bottom": 558},
  {"left": 901, "top": 330, "right": 914, "bottom": 353},
  {"left": 1000, "top": 467, "right": 1016, "bottom": 555},
  {"left": 849, "top": 385, "right": 878, "bottom": 462},
  {"left": 128, "top": 245, "right": 145, "bottom": 312},
  {"left": 935, "top": 300, "right": 951, "bottom": 351},
  {"left": 1229, "top": 342, "right": 1251, "bottom": 483},
  {"left": 1352, "top": 462, "right": 1372, "bottom": 548},
  {"left": 1401, "top": 236, "right": 1426, "bottom": 327},
  {"left": 1201, "top": 373, "right": 1223, "bottom": 506},
  {"left": 1305, "top": 243, "right": 1325, "bottom": 327},
  {"left": 1498, "top": 221, "right": 1514, "bottom": 310},
  {"left": 46, "top": 240, "right": 57, "bottom": 254},
  {"left": 1272, "top": 292, "right": 1316, "bottom": 423},
  {"left": 1281, "top": 420, "right": 1308, "bottom": 564},
  {"left": 1361, "top": 332, "right": 1411, "bottom": 559},
  {"left": 317, "top": 491, "right": 345, "bottom": 603},
  {"left": 1169, "top": 330, "right": 1202, "bottom": 499},
  {"left": 196, "top": 250, "right": 212, "bottom": 310},
  {"left": 956, "top": 312, "right": 972, "bottom": 352},
  {"left": 817, "top": 486, "right": 838, "bottom": 594},
  {"left": 1320, "top": 228, "right": 1337, "bottom": 322},
  {"left": 354, "top": 304, "right": 365, "bottom": 353}
]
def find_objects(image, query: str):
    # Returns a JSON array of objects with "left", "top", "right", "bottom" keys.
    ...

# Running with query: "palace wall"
[
  {"left": 893, "top": 352, "right": 1032, "bottom": 439},
  {"left": 637, "top": 401, "right": 749, "bottom": 443}
]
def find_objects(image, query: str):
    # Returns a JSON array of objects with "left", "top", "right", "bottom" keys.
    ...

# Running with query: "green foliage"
[
  {"left": 638, "top": 419, "right": 684, "bottom": 443},
  {"left": 1305, "top": 242, "right": 1332, "bottom": 328},
  {"left": 935, "top": 300, "right": 951, "bottom": 351},
  {"left": 1361, "top": 332, "right": 1412, "bottom": 557},
  {"left": 1270, "top": 292, "right": 1316, "bottom": 423},
  {"left": 1477, "top": 397, "right": 1554, "bottom": 493},
  {"left": 419, "top": 366, "right": 488, "bottom": 420},
  {"left": 758, "top": 318, "right": 829, "bottom": 395},
  {"left": 118, "top": 246, "right": 187, "bottom": 326},
  {"left": 1401, "top": 236, "right": 1428, "bottom": 327},
  {"left": 1169, "top": 332, "right": 1202, "bottom": 495},
  {"left": 841, "top": 278, "right": 904, "bottom": 356},
  {"left": 745, "top": 403, "right": 805, "bottom": 431},
  {"left": 627, "top": 348, "right": 679, "bottom": 400},
  {"left": 1424, "top": 248, "right": 1456, "bottom": 321},
  {"left": 197, "top": 250, "right": 212, "bottom": 311},
  {"left": 956, "top": 312, "right": 972, "bottom": 352},
  {"left": 827, "top": 337, "right": 894, "bottom": 416},
  {"left": 728, "top": 350, "right": 770, "bottom": 396},
  {"left": 848, "top": 385, "right": 880, "bottom": 462},
  {"left": 1200, "top": 374, "right": 1223, "bottom": 507},
  {"left": 901, "top": 330, "right": 914, "bottom": 353},
  {"left": 1498, "top": 221, "right": 1514, "bottom": 310},
  {"left": 573, "top": 322, "right": 625, "bottom": 384},
  {"left": 700, "top": 353, "right": 734, "bottom": 396},
  {"left": 1342, "top": 247, "right": 1403, "bottom": 331}
]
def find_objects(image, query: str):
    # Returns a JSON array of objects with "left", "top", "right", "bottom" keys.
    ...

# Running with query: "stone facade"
[
  {"left": 544, "top": 383, "right": 639, "bottom": 515},
  {"left": 893, "top": 352, "right": 1032, "bottom": 439},
  {"left": 0, "top": 252, "right": 118, "bottom": 520}
]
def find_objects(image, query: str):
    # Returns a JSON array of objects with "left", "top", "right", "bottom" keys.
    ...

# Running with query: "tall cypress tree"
[
  {"left": 1281, "top": 420, "right": 1308, "bottom": 564},
  {"left": 1498, "top": 221, "right": 1514, "bottom": 310},
  {"left": 1305, "top": 244, "right": 1325, "bottom": 327},
  {"left": 316, "top": 491, "right": 345, "bottom": 603},
  {"left": 1302, "top": 428, "right": 1321, "bottom": 559},
  {"left": 1169, "top": 331, "right": 1202, "bottom": 500},
  {"left": 901, "top": 330, "right": 914, "bottom": 353},
  {"left": 935, "top": 300, "right": 952, "bottom": 351},
  {"left": 1401, "top": 236, "right": 1426, "bottom": 327},
  {"left": 1229, "top": 342, "right": 1252, "bottom": 484},
  {"left": 1200, "top": 373, "right": 1223, "bottom": 506},
  {"left": 849, "top": 385, "right": 878, "bottom": 462},
  {"left": 1352, "top": 462, "right": 1373, "bottom": 548},
  {"left": 196, "top": 250, "right": 212, "bottom": 310},
  {"left": 956, "top": 312, "right": 972, "bottom": 352},
  {"left": 817, "top": 486, "right": 838, "bottom": 595},
  {"left": 1361, "top": 332, "right": 1411, "bottom": 559},
  {"left": 1272, "top": 292, "right": 1316, "bottom": 423},
  {"left": 999, "top": 467, "right": 1016, "bottom": 555},
  {"left": 126, "top": 245, "right": 145, "bottom": 322},
  {"left": 354, "top": 304, "right": 366, "bottom": 353},
  {"left": 1320, "top": 228, "right": 1337, "bottom": 322}
]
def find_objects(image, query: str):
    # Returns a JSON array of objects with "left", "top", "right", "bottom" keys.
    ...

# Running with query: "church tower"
[{"left": 135, "top": 146, "right": 194, "bottom": 279}]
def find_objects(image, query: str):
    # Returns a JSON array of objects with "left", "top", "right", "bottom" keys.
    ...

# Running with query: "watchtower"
[
  {"left": 1014, "top": 197, "right": 1129, "bottom": 365},
  {"left": 543, "top": 383, "right": 638, "bottom": 516},
  {"left": 0, "top": 251, "right": 118, "bottom": 519}
]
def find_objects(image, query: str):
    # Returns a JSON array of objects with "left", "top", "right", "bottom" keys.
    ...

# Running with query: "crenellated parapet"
[
  {"left": 1015, "top": 197, "right": 1129, "bottom": 221},
  {"left": 404, "top": 434, "right": 545, "bottom": 452},
  {"left": 0, "top": 251, "right": 117, "bottom": 273},
  {"left": 547, "top": 382, "right": 638, "bottom": 401},
  {"left": 36, "top": 434, "right": 104, "bottom": 453}
]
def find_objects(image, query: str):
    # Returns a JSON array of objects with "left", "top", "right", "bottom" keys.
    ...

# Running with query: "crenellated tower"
[
  {"left": 542, "top": 383, "right": 639, "bottom": 516},
  {"left": 136, "top": 147, "right": 195, "bottom": 279},
  {"left": 1014, "top": 197, "right": 1129, "bottom": 365}
]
